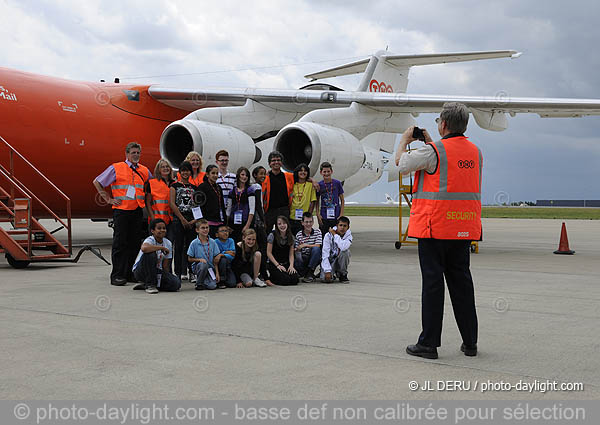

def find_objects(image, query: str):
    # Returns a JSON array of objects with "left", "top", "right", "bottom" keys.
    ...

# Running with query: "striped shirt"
[
  {"left": 217, "top": 171, "right": 236, "bottom": 199},
  {"left": 294, "top": 228, "right": 322, "bottom": 256}
]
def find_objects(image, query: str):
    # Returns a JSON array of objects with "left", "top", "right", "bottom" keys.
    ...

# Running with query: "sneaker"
[
  {"left": 302, "top": 274, "right": 315, "bottom": 283},
  {"left": 217, "top": 283, "right": 227, "bottom": 289},
  {"left": 145, "top": 286, "right": 159, "bottom": 294},
  {"left": 190, "top": 274, "right": 197, "bottom": 284},
  {"left": 253, "top": 277, "right": 267, "bottom": 287},
  {"left": 195, "top": 285, "right": 204, "bottom": 290},
  {"left": 132, "top": 283, "right": 145, "bottom": 290},
  {"left": 338, "top": 273, "right": 349, "bottom": 283},
  {"left": 181, "top": 274, "right": 189, "bottom": 281}
]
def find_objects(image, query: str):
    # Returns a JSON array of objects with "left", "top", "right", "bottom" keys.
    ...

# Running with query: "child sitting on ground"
[
  {"left": 232, "top": 229, "right": 267, "bottom": 288},
  {"left": 321, "top": 216, "right": 352, "bottom": 283},
  {"left": 187, "top": 219, "right": 222, "bottom": 290},
  {"left": 214, "top": 225, "right": 237, "bottom": 288},
  {"left": 294, "top": 211, "right": 322, "bottom": 282},
  {"left": 132, "top": 218, "right": 181, "bottom": 294}
]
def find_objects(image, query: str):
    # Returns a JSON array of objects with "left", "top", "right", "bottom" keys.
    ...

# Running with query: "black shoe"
[
  {"left": 110, "top": 277, "right": 127, "bottom": 286},
  {"left": 195, "top": 285, "right": 205, "bottom": 290},
  {"left": 406, "top": 343, "right": 438, "bottom": 359},
  {"left": 132, "top": 283, "right": 145, "bottom": 290},
  {"left": 338, "top": 273, "right": 349, "bottom": 283},
  {"left": 461, "top": 343, "right": 477, "bottom": 356}
]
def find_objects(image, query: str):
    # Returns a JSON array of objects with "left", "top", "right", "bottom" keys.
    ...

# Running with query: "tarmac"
[{"left": 1, "top": 217, "right": 599, "bottom": 400}]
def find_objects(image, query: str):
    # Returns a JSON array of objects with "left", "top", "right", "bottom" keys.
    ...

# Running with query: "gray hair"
[
  {"left": 440, "top": 102, "right": 469, "bottom": 134},
  {"left": 125, "top": 142, "right": 141, "bottom": 153}
]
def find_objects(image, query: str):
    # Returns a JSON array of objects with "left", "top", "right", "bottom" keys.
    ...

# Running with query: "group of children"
[{"left": 132, "top": 150, "right": 353, "bottom": 294}]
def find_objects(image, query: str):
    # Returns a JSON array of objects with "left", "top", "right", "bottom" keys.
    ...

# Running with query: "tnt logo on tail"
[{"left": 369, "top": 79, "right": 394, "bottom": 93}]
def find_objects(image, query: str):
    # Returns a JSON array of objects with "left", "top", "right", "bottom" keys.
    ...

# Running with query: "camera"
[{"left": 412, "top": 127, "right": 426, "bottom": 141}]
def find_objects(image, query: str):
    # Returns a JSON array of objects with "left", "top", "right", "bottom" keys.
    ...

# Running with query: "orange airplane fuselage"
[{"left": 0, "top": 67, "right": 188, "bottom": 218}]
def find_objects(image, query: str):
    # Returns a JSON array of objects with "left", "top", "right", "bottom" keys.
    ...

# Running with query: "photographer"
[{"left": 395, "top": 102, "right": 482, "bottom": 360}]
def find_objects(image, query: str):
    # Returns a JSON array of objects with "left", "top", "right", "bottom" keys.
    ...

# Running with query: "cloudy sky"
[{"left": 2, "top": 0, "right": 600, "bottom": 204}]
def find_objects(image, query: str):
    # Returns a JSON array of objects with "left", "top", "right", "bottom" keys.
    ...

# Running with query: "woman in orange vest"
[
  {"left": 145, "top": 159, "right": 174, "bottom": 240},
  {"left": 176, "top": 151, "right": 205, "bottom": 186}
]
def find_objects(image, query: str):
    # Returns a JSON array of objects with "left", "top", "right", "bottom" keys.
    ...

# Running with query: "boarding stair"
[{"left": 0, "top": 135, "right": 74, "bottom": 268}]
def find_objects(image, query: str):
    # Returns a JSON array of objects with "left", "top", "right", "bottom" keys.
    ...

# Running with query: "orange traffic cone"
[{"left": 553, "top": 222, "right": 575, "bottom": 255}]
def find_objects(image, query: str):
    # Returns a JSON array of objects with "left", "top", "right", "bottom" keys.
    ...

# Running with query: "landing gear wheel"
[
  {"left": 5, "top": 253, "right": 31, "bottom": 269},
  {"left": 395, "top": 241, "right": 402, "bottom": 249}
]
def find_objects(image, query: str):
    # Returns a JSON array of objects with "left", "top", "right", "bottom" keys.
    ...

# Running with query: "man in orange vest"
[
  {"left": 93, "top": 142, "right": 152, "bottom": 286},
  {"left": 262, "top": 151, "right": 294, "bottom": 232},
  {"left": 395, "top": 102, "right": 482, "bottom": 359}
]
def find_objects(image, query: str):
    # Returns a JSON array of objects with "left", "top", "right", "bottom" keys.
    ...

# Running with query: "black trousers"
[
  {"left": 267, "top": 262, "right": 299, "bottom": 286},
  {"left": 253, "top": 224, "right": 268, "bottom": 279},
  {"left": 111, "top": 207, "right": 144, "bottom": 281},
  {"left": 264, "top": 206, "right": 290, "bottom": 234},
  {"left": 172, "top": 218, "right": 196, "bottom": 278},
  {"left": 417, "top": 238, "right": 478, "bottom": 348}
]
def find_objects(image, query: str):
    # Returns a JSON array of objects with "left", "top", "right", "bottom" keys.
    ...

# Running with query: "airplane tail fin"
[{"left": 304, "top": 50, "right": 520, "bottom": 93}]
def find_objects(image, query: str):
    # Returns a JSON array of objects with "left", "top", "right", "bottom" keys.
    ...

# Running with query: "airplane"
[
  {"left": 382, "top": 194, "right": 407, "bottom": 206},
  {"left": 2, "top": 49, "right": 600, "bottom": 220}
]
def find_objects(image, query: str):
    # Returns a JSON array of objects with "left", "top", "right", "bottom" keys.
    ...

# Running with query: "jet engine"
[
  {"left": 273, "top": 122, "right": 365, "bottom": 180},
  {"left": 159, "top": 119, "right": 260, "bottom": 171}
]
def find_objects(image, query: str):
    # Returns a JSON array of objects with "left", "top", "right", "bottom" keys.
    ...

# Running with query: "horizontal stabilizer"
[{"left": 304, "top": 50, "right": 520, "bottom": 81}]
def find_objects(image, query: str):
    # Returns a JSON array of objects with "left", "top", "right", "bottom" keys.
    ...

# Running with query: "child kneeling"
[
  {"left": 232, "top": 229, "right": 267, "bottom": 287},
  {"left": 321, "top": 216, "right": 352, "bottom": 283},
  {"left": 132, "top": 218, "right": 181, "bottom": 294}
]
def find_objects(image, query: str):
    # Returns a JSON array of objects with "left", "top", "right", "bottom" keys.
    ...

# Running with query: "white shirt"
[
  {"left": 132, "top": 236, "right": 173, "bottom": 271},
  {"left": 397, "top": 144, "right": 438, "bottom": 174},
  {"left": 321, "top": 227, "right": 352, "bottom": 273}
]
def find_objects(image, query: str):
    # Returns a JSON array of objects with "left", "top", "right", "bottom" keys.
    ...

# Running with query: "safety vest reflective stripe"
[
  {"left": 110, "top": 162, "right": 149, "bottom": 210},
  {"left": 412, "top": 192, "right": 481, "bottom": 201},
  {"left": 148, "top": 178, "right": 172, "bottom": 223}
]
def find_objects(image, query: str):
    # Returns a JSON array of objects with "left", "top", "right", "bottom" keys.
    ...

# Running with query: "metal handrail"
[{"left": 0, "top": 136, "right": 72, "bottom": 255}]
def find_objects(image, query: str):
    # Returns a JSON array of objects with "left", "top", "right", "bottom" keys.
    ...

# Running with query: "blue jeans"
[
  {"left": 191, "top": 261, "right": 218, "bottom": 289},
  {"left": 219, "top": 256, "right": 237, "bottom": 287},
  {"left": 295, "top": 246, "right": 321, "bottom": 276}
]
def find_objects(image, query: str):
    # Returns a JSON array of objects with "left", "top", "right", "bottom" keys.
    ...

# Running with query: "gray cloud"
[{"left": 2, "top": 0, "right": 599, "bottom": 203}]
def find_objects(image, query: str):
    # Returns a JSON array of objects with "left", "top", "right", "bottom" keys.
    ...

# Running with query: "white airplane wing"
[{"left": 149, "top": 87, "right": 600, "bottom": 118}]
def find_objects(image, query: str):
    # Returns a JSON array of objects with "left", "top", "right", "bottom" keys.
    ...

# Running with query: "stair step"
[
  {"left": 30, "top": 254, "right": 71, "bottom": 260},
  {"left": 6, "top": 229, "right": 30, "bottom": 235},
  {"left": 16, "top": 241, "right": 58, "bottom": 247}
]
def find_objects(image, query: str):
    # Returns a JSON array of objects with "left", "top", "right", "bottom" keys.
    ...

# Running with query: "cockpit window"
[{"left": 123, "top": 90, "right": 139, "bottom": 101}]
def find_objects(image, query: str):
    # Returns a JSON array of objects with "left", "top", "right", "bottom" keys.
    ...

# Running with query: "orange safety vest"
[
  {"left": 110, "top": 162, "right": 150, "bottom": 210},
  {"left": 177, "top": 171, "right": 205, "bottom": 186},
  {"left": 408, "top": 136, "right": 482, "bottom": 240},
  {"left": 261, "top": 171, "right": 294, "bottom": 212},
  {"left": 148, "top": 178, "right": 172, "bottom": 224}
]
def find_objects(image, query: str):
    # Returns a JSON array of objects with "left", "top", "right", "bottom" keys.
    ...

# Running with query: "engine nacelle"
[
  {"left": 160, "top": 119, "right": 260, "bottom": 170},
  {"left": 273, "top": 122, "right": 365, "bottom": 180}
]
